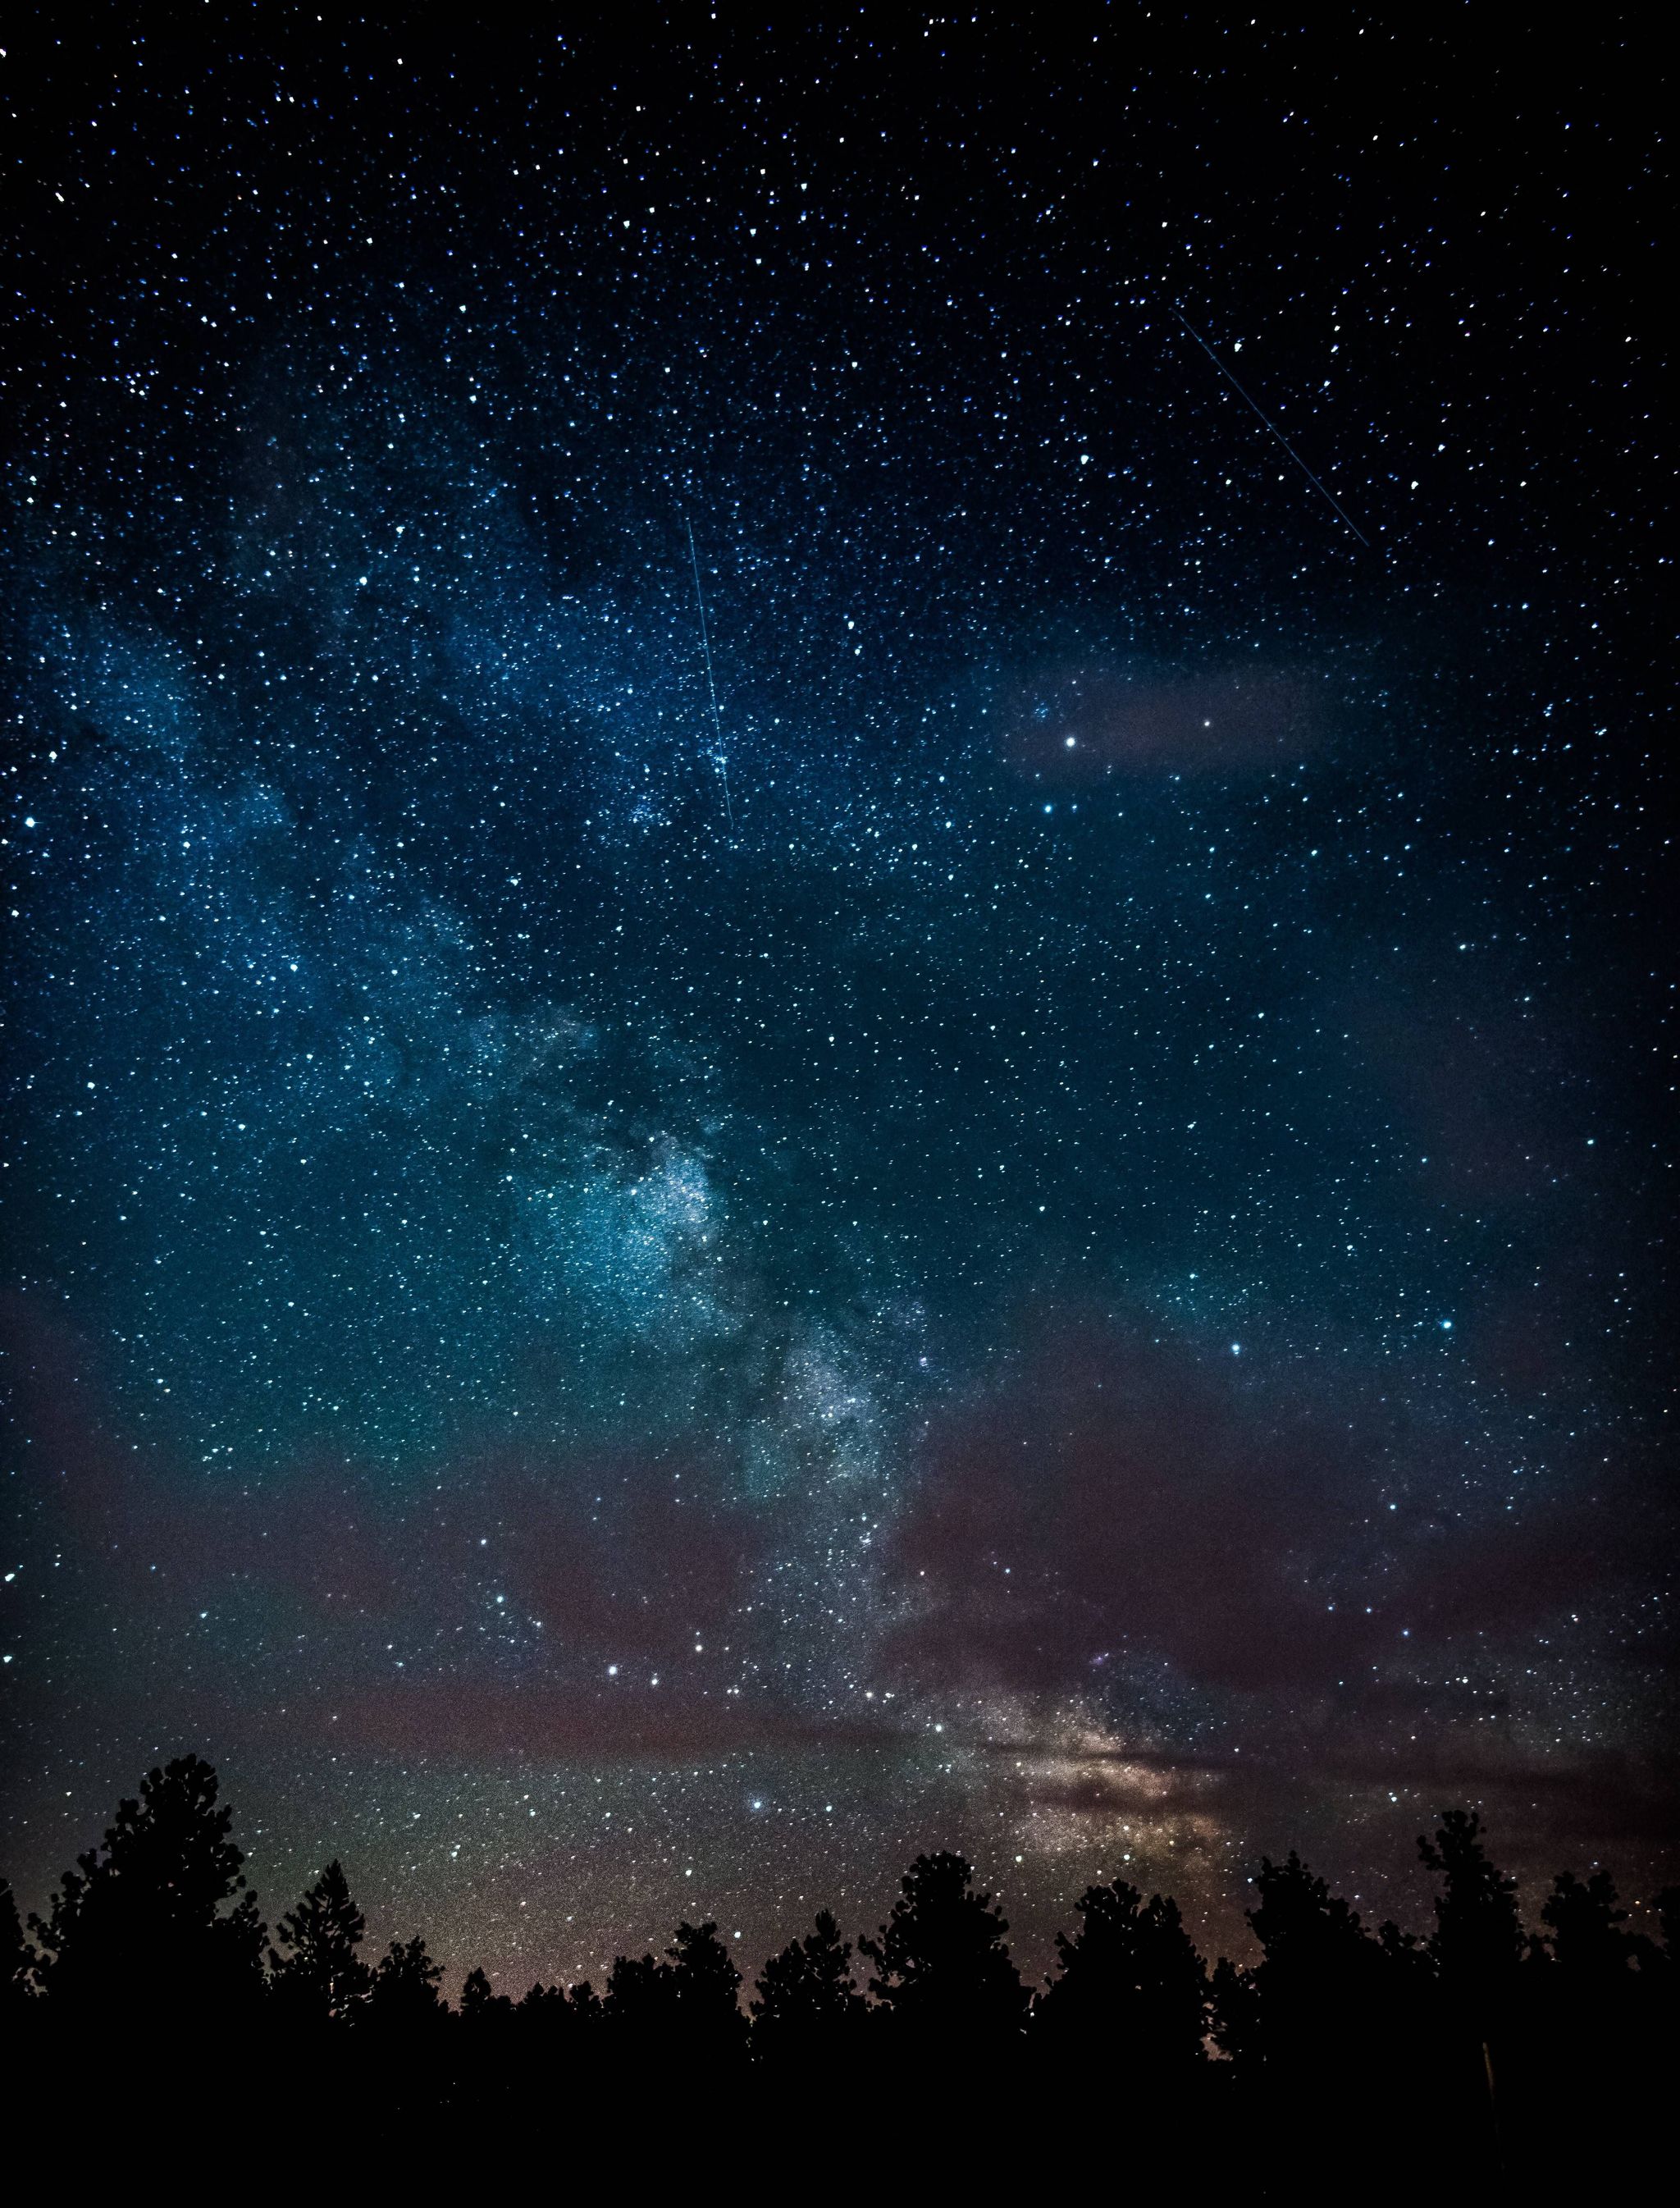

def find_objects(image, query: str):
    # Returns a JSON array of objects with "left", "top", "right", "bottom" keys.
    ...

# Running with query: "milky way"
[{"left": 2, "top": 13, "right": 1671, "bottom": 1990}]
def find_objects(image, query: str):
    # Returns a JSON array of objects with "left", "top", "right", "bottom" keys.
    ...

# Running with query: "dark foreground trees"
[
  {"left": 600, "top": 1918, "right": 747, "bottom": 2067},
  {"left": 1036, "top": 1878, "right": 1208, "bottom": 2076},
  {"left": 751, "top": 1908, "right": 869, "bottom": 2061},
  {"left": 859, "top": 1849, "right": 1029, "bottom": 2055},
  {"left": 4, "top": 1755, "right": 1676, "bottom": 2185},
  {"left": 25, "top": 1754, "right": 266, "bottom": 2026},
  {"left": 272, "top": 1858, "right": 372, "bottom": 2023}
]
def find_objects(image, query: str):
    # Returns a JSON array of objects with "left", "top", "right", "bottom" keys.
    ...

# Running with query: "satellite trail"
[
  {"left": 685, "top": 517, "right": 735, "bottom": 829},
  {"left": 1171, "top": 308, "right": 1372, "bottom": 547}
]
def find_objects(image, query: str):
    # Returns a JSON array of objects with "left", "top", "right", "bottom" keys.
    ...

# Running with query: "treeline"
[{"left": 5, "top": 1756, "right": 1676, "bottom": 2178}]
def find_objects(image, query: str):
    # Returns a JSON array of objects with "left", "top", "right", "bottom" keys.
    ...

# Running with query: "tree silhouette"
[
  {"left": 456, "top": 1954, "right": 519, "bottom": 2106},
  {"left": 517, "top": 1980, "right": 569, "bottom": 2024},
  {"left": 1208, "top": 1953, "right": 1261, "bottom": 2064},
  {"left": 271, "top": 1859, "right": 371, "bottom": 2023},
  {"left": 1418, "top": 1810, "right": 1526, "bottom": 2029},
  {"left": 27, "top": 1754, "right": 266, "bottom": 2023},
  {"left": 459, "top": 1963, "right": 514, "bottom": 2023},
  {"left": 1539, "top": 1866, "right": 1650, "bottom": 2075},
  {"left": 2, "top": 1881, "right": 35, "bottom": 2019},
  {"left": 751, "top": 1908, "right": 869, "bottom": 2061},
  {"left": 9, "top": 1750, "right": 1675, "bottom": 2192},
  {"left": 859, "top": 1851, "right": 1027, "bottom": 2053},
  {"left": 1374, "top": 1915, "right": 1438, "bottom": 2037},
  {"left": 1035, "top": 1879, "right": 1208, "bottom": 2073},
  {"left": 352, "top": 1933, "right": 450, "bottom": 2116},
  {"left": 665, "top": 1918, "right": 746, "bottom": 2055},
  {"left": 1541, "top": 1869, "right": 1639, "bottom": 1980},
  {"left": 600, "top": 1919, "right": 745, "bottom": 2066},
  {"left": 514, "top": 1977, "right": 601, "bottom": 2052},
  {"left": 366, "top": 1934, "right": 446, "bottom": 2026},
  {"left": 1212, "top": 1851, "right": 1389, "bottom": 2077},
  {"left": 602, "top": 1948, "right": 671, "bottom": 2033}
]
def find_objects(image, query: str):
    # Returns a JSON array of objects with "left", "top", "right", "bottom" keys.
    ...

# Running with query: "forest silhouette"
[{"left": 4, "top": 1756, "right": 1673, "bottom": 2187}]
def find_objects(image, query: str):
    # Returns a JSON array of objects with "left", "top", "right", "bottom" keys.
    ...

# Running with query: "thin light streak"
[{"left": 1172, "top": 308, "right": 1372, "bottom": 547}]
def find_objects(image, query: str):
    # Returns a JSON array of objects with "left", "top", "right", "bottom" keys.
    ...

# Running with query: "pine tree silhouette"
[
  {"left": 272, "top": 1860, "right": 371, "bottom": 2023},
  {"left": 1541, "top": 1870, "right": 1638, "bottom": 1979},
  {"left": 1211, "top": 1851, "right": 1388, "bottom": 2076},
  {"left": 366, "top": 1934, "right": 446, "bottom": 2025},
  {"left": 599, "top": 1919, "right": 746, "bottom": 2066},
  {"left": 1034, "top": 1879, "right": 1208, "bottom": 2073},
  {"left": 27, "top": 1754, "right": 266, "bottom": 2023},
  {"left": 1208, "top": 1953, "right": 1261, "bottom": 2063},
  {"left": 860, "top": 1852, "right": 1027, "bottom": 2054},
  {"left": 1418, "top": 1810, "right": 1527, "bottom": 2030},
  {"left": 602, "top": 1947, "right": 673, "bottom": 2037},
  {"left": 667, "top": 1920, "right": 747, "bottom": 2059},
  {"left": 456, "top": 1955, "right": 520, "bottom": 2097},
  {"left": 517, "top": 1980, "right": 569, "bottom": 2024},
  {"left": 10, "top": 1753, "right": 1673, "bottom": 2188},
  {"left": 2, "top": 1880, "right": 36, "bottom": 2019},
  {"left": 1539, "top": 1866, "right": 1648, "bottom": 2086},
  {"left": 751, "top": 1908, "right": 869, "bottom": 2061}
]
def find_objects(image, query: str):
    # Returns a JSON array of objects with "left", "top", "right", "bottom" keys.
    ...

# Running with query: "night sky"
[{"left": 2, "top": 10, "right": 1672, "bottom": 1991}]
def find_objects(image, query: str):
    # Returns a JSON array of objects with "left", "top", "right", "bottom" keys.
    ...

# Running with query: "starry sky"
[{"left": 2, "top": 9, "right": 1672, "bottom": 1989}]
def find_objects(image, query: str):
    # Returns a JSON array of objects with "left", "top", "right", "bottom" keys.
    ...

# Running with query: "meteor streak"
[{"left": 1171, "top": 307, "right": 1372, "bottom": 547}]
